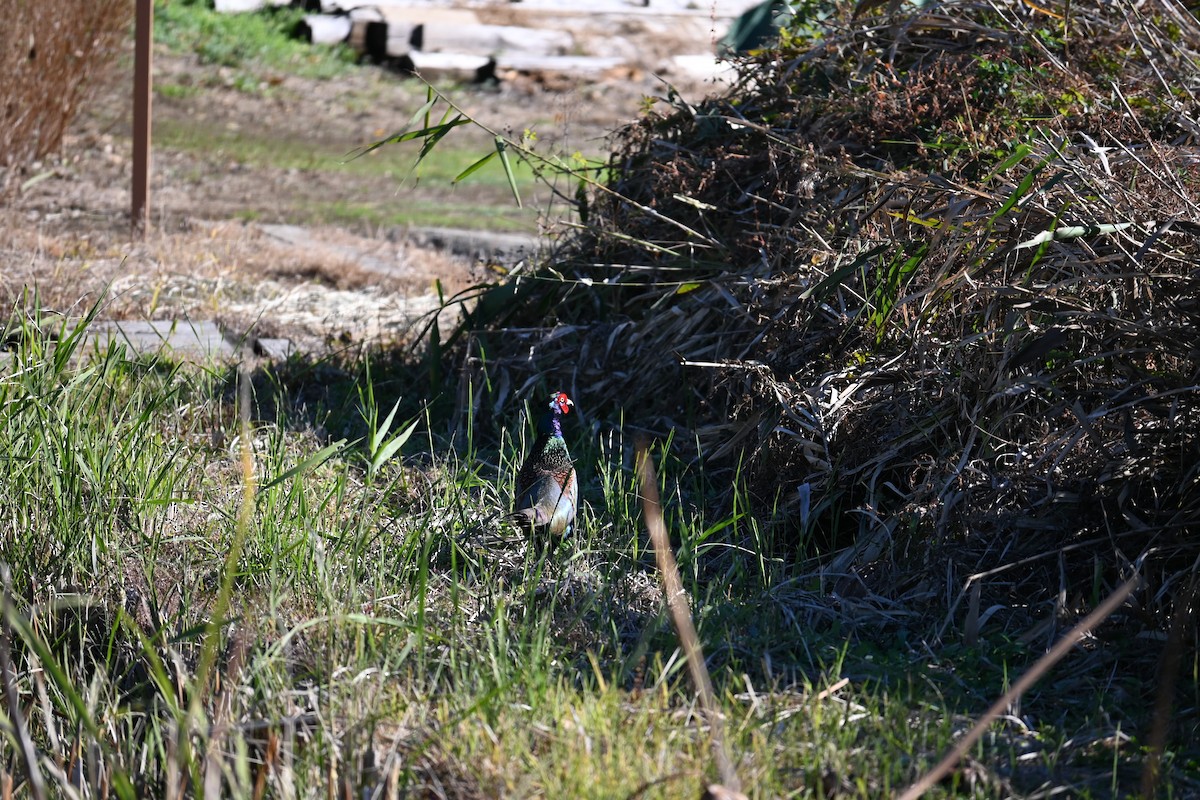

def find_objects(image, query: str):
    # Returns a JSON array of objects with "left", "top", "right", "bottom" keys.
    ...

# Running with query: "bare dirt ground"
[{"left": 1, "top": 12, "right": 732, "bottom": 353}]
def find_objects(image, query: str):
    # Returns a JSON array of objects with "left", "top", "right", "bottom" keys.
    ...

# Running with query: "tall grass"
[{"left": 0, "top": 299, "right": 1179, "bottom": 797}]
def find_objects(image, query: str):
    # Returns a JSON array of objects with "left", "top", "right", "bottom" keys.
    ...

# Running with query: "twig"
[
  {"left": 635, "top": 443, "right": 743, "bottom": 797},
  {"left": 812, "top": 677, "right": 850, "bottom": 702},
  {"left": 897, "top": 572, "right": 1140, "bottom": 800},
  {"left": 1140, "top": 563, "right": 1199, "bottom": 798},
  {"left": 0, "top": 565, "right": 47, "bottom": 800},
  {"left": 623, "top": 770, "right": 688, "bottom": 800},
  {"left": 183, "top": 352, "right": 260, "bottom": 791}
]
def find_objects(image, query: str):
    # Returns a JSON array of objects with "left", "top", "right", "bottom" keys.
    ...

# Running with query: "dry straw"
[
  {"left": 898, "top": 571, "right": 1142, "bottom": 799},
  {"left": 636, "top": 443, "right": 745, "bottom": 800},
  {"left": 0, "top": 0, "right": 130, "bottom": 179}
]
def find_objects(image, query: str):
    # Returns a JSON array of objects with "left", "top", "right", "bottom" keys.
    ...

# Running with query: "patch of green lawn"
[
  {"left": 154, "top": 0, "right": 356, "bottom": 80},
  {"left": 153, "top": 116, "right": 542, "bottom": 230},
  {"left": 307, "top": 199, "right": 536, "bottom": 233},
  {"left": 153, "top": 115, "right": 531, "bottom": 183}
]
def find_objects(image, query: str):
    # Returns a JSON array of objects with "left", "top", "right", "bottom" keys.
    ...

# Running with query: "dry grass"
[
  {"left": 0, "top": 212, "right": 471, "bottom": 353},
  {"left": 0, "top": 0, "right": 131, "bottom": 179}
]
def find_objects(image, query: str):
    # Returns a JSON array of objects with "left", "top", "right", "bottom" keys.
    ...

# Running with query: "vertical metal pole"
[{"left": 132, "top": 0, "right": 153, "bottom": 238}]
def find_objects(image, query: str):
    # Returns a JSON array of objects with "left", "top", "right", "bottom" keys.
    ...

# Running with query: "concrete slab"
[
  {"left": 86, "top": 320, "right": 238, "bottom": 361},
  {"left": 329, "top": 0, "right": 762, "bottom": 17},
  {"left": 260, "top": 222, "right": 541, "bottom": 267},
  {"left": 418, "top": 23, "right": 573, "bottom": 57},
  {"left": 322, "top": 3, "right": 481, "bottom": 26},
  {"left": 254, "top": 337, "right": 299, "bottom": 361},
  {"left": 403, "top": 226, "right": 540, "bottom": 262},
  {"left": 496, "top": 54, "right": 625, "bottom": 76}
]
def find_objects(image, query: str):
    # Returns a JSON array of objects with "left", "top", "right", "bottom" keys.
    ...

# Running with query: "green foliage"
[
  {"left": 355, "top": 86, "right": 613, "bottom": 227},
  {"left": 154, "top": 0, "right": 355, "bottom": 81},
  {"left": 0, "top": 301, "right": 192, "bottom": 595},
  {"left": 775, "top": 1, "right": 842, "bottom": 48}
]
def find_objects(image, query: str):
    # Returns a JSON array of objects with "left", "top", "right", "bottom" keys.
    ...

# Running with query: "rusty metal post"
[{"left": 132, "top": 0, "right": 153, "bottom": 237}]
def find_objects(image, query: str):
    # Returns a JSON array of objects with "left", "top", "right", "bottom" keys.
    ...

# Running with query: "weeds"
[
  {"left": 429, "top": 0, "right": 1200, "bottom": 650},
  {"left": 344, "top": 2, "right": 1200, "bottom": 791},
  {"left": 2, "top": 293, "right": 1195, "bottom": 795}
]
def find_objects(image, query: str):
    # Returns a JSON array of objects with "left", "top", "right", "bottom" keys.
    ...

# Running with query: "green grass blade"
[
  {"left": 982, "top": 142, "right": 1033, "bottom": 183},
  {"left": 453, "top": 150, "right": 500, "bottom": 184},
  {"left": 801, "top": 244, "right": 889, "bottom": 301},
  {"left": 375, "top": 394, "right": 402, "bottom": 442},
  {"left": 345, "top": 96, "right": 437, "bottom": 160},
  {"left": 260, "top": 438, "right": 349, "bottom": 492},
  {"left": 372, "top": 418, "right": 418, "bottom": 474},
  {"left": 8, "top": 611, "right": 102, "bottom": 741},
  {"left": 991, "top": 156, "right": 1049, "bottom": 220},
  {"left": 495, "top": 136, "right": 522, "bottom": 208},
  {"left": 414, "top": 116, "right": 470, "bottom": 165}
]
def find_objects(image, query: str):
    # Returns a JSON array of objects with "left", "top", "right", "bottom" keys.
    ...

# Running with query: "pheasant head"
[{"left": 540, "top": 391, "right": 573, "bottom": 434}]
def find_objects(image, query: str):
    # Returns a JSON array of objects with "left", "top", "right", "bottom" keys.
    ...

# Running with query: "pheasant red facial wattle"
[
  {"left": 508, "top": 391, "right": 578, "bottom": 537},
  {"left": 551, "top": 391, "right": 572, "bottom": 416}
]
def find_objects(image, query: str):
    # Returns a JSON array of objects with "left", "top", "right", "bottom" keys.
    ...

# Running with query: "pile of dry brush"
[{"left": 460, "top": 0, "right": 1200, "bottom": 630}]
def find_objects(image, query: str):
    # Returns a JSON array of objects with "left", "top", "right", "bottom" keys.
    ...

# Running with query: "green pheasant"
[{"left": 509, "top": 391, "right": 578, "bottom": 537}]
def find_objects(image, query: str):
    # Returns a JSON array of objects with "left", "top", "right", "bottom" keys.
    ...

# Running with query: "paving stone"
[
  {"left": 254, "top": 337, "right": 298, "bottom": 361},
  {"left": 86, "top": 320, "right": 238, "bottom": 361},
  {"left": 403, "top": 226, "right": 540, "bottom": 262}
]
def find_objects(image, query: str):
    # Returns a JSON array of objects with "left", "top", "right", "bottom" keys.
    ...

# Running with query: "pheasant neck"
[{"left": 539, "top": 412, "right": 563, "bottom": 438}]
